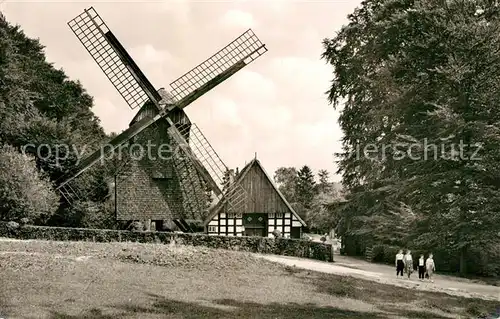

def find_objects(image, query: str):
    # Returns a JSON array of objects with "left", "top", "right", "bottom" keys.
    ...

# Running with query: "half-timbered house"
[{"left": 203, "top": 158, "right": 306, "bottom": 238}]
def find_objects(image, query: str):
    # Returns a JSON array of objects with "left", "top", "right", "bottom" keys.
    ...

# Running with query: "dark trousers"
[
  {"left": 418, "top": 266, "right": 425, "bottom": 279},
  {"left": 396, "top": 260, "right": 404, "bottom": 276}
]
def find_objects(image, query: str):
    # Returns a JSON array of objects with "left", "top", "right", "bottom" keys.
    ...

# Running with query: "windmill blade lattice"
[
  {"left": 169, "top": 137, "right": 211, "bottom": 218},
  {"left": 60, "top": 7, "right": 267, "bottom": 220},
  {"left": 68, "top": 7, "right": 161, "bottom": 110},
  {"left": 174, "top": 123, "right": 249, "bottom": 212},
  {"left": 169, "top": 29, "right": 267, "bottom": 102}
]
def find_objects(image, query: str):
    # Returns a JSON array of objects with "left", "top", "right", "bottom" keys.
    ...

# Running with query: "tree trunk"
[{"left": 459, "top": 245, "right": 468, "bottom": 276}]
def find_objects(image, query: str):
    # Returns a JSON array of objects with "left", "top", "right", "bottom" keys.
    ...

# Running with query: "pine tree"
[
  {"left": 317, "top": 169, "right": 333, "bottom": 195},
  {"left": 221, "top": 168, "right": 233, "bottom": 193},
  {"left": 296, "top": 165, "right": 316, "bottom": 209}
]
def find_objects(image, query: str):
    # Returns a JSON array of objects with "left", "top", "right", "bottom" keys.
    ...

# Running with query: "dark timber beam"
[{"left": 166, "top": 118, "right": 222, "bottom": 196}]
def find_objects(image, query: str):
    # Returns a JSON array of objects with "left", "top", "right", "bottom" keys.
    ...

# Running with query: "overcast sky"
[{"left": 1, "top": 0, "right": 360, "bottom": 182}]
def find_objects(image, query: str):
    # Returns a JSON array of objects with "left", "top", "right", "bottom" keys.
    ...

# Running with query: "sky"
[{"left": 1, "top": 0, "right": 361, "bottom": 182}]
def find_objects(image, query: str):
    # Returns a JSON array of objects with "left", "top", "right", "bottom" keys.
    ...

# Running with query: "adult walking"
[
  {"left": 418, "top": 254, "right": 426, "bottom": 281},
  {"left": 404, "top": 250, "right": 413, "bottom": 279},
  {"left": 395, "top": 249, "right": 404, "bottom": 278},
  {"left": 426, "top": 253, "right": 436, "bottom": 282}
]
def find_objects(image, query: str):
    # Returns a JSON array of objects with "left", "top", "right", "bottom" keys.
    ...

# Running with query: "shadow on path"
[{"left": 48, "top": 292, "right": 457, "bottom": 319}]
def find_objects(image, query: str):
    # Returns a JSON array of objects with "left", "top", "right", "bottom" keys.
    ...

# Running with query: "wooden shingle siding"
[
  {"left": 116, "top": 104, "right": 206, "bottom": 222},
  {"left": 204, "top": 159, "right": 306, "bottom": 238}
]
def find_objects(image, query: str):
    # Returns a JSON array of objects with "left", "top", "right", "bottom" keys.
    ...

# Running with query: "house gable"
[{"left": 203, "top": 158, "right": 306, "bottom": 227}]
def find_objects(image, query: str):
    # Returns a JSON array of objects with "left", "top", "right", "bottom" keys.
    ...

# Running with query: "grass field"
[{"left": 0, "top": 239, "right": 498, "bottom": 319}]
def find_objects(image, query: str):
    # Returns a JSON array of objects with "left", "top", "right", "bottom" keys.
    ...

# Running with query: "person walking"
[
  {"left": 425, "top": 253, "right": 436, "bottom": 282},
  {"left": 395, "top": 249, "right": 405, "bottom": 278},
  {"left": 418, "top": 254, "right": 426, "bottom": 281},
  {"left": 404, "top": 250, "right": 413, "bottom": 279}
]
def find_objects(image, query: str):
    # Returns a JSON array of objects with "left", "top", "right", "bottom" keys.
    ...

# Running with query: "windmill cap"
[{"left": 157, "top": 87, "right": 177, "bottom": 104}]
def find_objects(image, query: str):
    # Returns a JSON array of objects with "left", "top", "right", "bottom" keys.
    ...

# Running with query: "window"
[
  {"left": 236, "top": 213, "right": 242, "bottom": 218},
  {"left": 269, "top": 213, "right": 275, "bottom": 218},
  {"left": 228, "top": 213, "right": 235, "bottom": 218},
  {"left": 208, "top": 226, "right": 217, "bottom": 232},
  {"left": 276, "top": 213, "right": 283, "bottom": 218}
]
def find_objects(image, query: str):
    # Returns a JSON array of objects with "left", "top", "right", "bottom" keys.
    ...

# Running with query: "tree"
[
  {"left": 0, "top": 13, "right": 105, "bottom": 197},
  {"left": 221, "top": 168, "right": 233, "bottom": 193},
  {"left": 317, "top": 169, "right": 334, "bottom": 195},
  {"left": 322, "top": 0, "right": 500, "bottom": 275},
  {"left": 296, "top": 165, "right": 317, "bottom": 209},
  {"left": 273, "top": 167, "right": 298, "bottom": 202},
  {"left": 0, "top": 144, "right": 59, "bottom": 223}
]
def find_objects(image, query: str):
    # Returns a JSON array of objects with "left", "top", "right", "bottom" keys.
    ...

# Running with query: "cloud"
[
  {"left": 1, "top": 0, "right": 360, "bottom": 182},
  {"left": 270, "top": 56, "right": 331, "bottom": 92},
  {"left": 210, "top": 95, "right": 242, "bottom": 126},
  {"left": 158, "top": 0, "right": 191, "bottom": 24},
  {"left": 129, "top": 45, "right": 175, "bottom": 65},
  {"left": 230, "top": 70, "right": 276, "bottom": 102},
  {"left": 92, "top": 97, "right": 135, "bottom": 135},
  {"left": 220, "top": 9, "right": 256, "bottom": 28}
]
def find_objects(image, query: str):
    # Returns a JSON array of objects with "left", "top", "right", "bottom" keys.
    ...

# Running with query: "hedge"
[{"left": 0, "top": 222, "right": 334, "bottom": 262}]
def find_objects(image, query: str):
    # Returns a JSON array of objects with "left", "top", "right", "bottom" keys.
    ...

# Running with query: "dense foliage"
[
  {"left": 323, "top": 0, "right": 500, "bottom": 276},
  {"left": 273, "top": 166, "right": 343, "bottom": 232},
  {"left": 0, "top": 12, "right": 113, "bottom": 226},
  {"left": 0, "top": 144, "right": 59, "bottom": 222}
]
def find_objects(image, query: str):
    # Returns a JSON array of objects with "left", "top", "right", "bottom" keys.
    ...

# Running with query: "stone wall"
[{"left": 0, "top": 222, "right": 334, "bottom": 262}]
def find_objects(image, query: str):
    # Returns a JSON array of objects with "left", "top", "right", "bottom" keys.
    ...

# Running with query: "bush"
[
  {"left": 371, "top": 244, "right": 400, "bottom": 264},
  {"left": 0, "top": 222, "right": 334, "bottom": 262},
  {"left": 0, "top": 144, "right": 59, "bottom": 223}
]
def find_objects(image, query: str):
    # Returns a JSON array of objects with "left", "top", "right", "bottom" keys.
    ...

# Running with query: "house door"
[
  {"left": 243, "top": 213, "right": 267, "bottom": 237},
  {"left": 290, "top": 227, "right": 301, "bottom": 239}
]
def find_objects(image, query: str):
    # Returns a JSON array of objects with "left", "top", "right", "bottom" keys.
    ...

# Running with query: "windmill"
[{"left": 56, "top": 7, "right": 267, "bottom": 230}]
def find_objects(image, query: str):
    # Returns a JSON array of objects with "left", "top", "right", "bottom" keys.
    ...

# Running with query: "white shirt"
[
  {"left": 419, "top": 257, "right": 424, "bottom": 266},
  {"left": 405, "top": 254, "right": 412, "bottom": 262},
  {"left": 426, "top": 258, "right": 435, "bottom": 269},
  {"left": 396, "top": 253, "right": 404, "bottom": 261}
]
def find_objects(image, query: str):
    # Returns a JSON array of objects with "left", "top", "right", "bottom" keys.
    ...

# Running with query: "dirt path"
[{"left": 257, "top": 254, "right": 500, "bottom": 301}]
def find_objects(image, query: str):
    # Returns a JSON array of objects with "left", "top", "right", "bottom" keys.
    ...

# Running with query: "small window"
[
  {"left": 236, "top": 213, "right": 242, "bottom": 218},
  {"left": 208, "top": 226, "right": 217, "bottom": 232},
  {"left": 276, "top": 213, "right": 283, "bottom": 218},
  {"left": 269, "top": 213, "right": 275, "bottom": 218},
  {"left": 228, "top": 213, "right": 235, "bottom": 218}
]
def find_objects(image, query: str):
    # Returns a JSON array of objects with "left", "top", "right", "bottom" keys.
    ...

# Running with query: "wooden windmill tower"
[{"left": 56, "top": 7, "right": 267, "bottom": 230}]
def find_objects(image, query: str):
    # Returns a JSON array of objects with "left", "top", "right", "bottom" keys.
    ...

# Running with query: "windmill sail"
[
  {"left": 60, "top": 7, "right": 266, "bottom": 215},
  {"left": 56, "top": 112, "right": 163, "bottom": 189},
  {"left": 173, "top": 123, "right": 249, "bottom": 212},
  {"left": 67, "top": 7, "right": 161, "bottom": 110},
  {"left": 170, "top": 29, "right": 267, "bottom": 107}
]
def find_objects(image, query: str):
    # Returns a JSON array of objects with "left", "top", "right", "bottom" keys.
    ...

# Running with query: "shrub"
[
  {"left": 0, "top": 222, "right": 334, "bottom": 262},
  {"left": 272, "top": 229, "right": 282, "bottom": 238},
  {"left": 0, "top": 144, "right": 59, "bottom": 223}
]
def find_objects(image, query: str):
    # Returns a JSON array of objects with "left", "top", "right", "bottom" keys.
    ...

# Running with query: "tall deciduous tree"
[
  {"left": 323, "top": 0, "right": 500, "bottom": 275},
  {"left": 0, "top": 13, "right": 117, "bottom": 226},
  {"left": 273, "top": 167, "right": 298, "bottom": 202}
]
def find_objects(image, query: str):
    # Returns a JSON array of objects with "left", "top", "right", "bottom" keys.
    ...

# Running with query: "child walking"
[
  {"left": 425, "top": 253, "right": 436, "bottom": 282},
  {"left": 395, "top": 249, "right": 404, "bottom": 278},
  {"left": 418, "top": 254, "right": 425, "bottom": 280}
]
